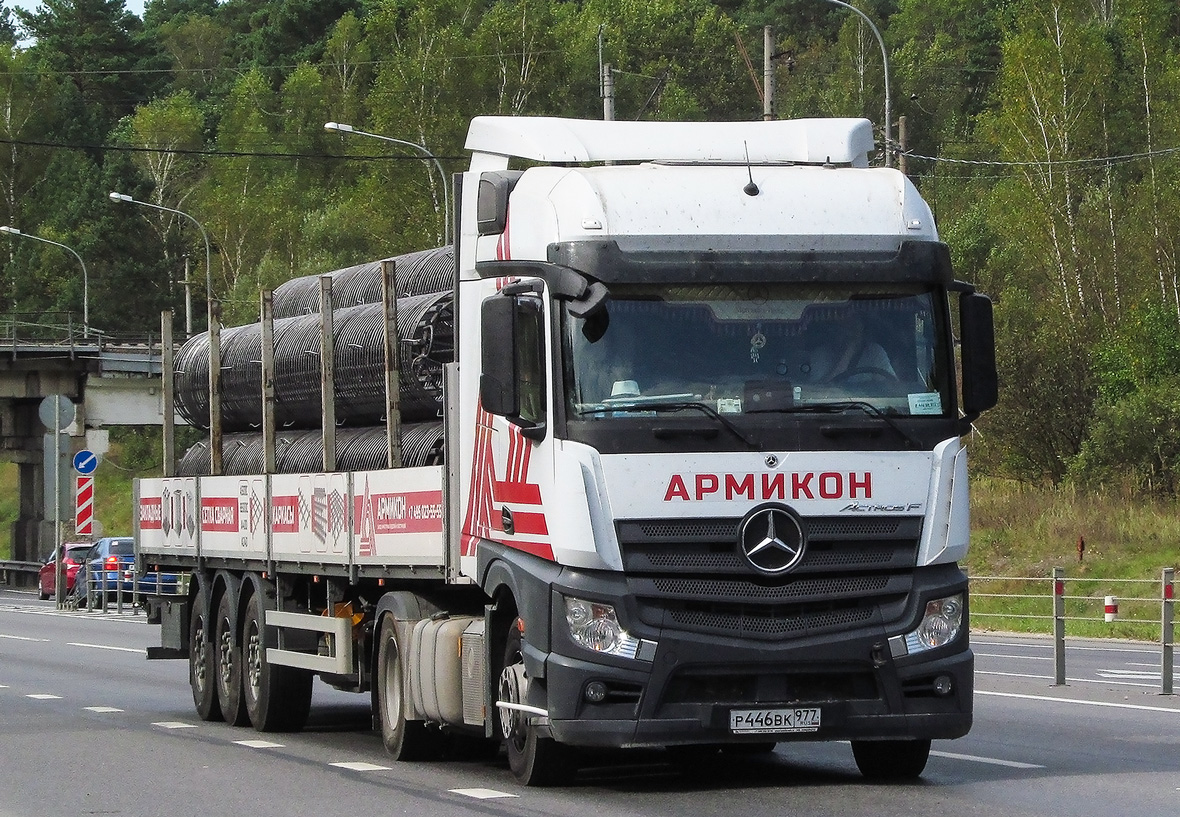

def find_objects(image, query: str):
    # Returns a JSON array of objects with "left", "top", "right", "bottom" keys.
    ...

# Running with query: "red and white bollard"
[{"left": 1104, "top": 595, "right": 1119, "bottom": 623}]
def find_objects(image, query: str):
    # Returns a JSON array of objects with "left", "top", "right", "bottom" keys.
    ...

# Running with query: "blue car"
[{"left": 73, "top": 537, "right": 181, "bottom": 609}]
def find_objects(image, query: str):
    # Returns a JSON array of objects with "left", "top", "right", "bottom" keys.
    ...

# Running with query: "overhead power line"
[
  {"left": 0, "top": 136, "right": 468, "bottom": 162},
  {"left": 904, "top": 144, "right": 1180, "bottom": 168}
]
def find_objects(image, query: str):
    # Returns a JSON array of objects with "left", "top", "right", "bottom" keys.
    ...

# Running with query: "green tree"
[{"left": 15, "top": 0, "right": 168, "bottom": 134}]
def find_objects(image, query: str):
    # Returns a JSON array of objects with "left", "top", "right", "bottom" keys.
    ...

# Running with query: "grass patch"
[{"left": 968, "top": 476, "right": 1177, "bottom": 639}]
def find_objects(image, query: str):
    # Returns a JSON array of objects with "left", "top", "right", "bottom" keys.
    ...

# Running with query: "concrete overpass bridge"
[{"left": 0, "top": 313, "right": 173, "bottom": 563}]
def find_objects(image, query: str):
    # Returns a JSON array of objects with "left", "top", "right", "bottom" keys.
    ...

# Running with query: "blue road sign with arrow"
[{"left": 73, "top": 449, "right": 99, "bottom": 475}]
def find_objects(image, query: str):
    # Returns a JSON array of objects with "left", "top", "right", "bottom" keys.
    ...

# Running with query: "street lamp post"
[
  {"left": 324, "top": 122, "right": 451, "bottom": 242},
  {"left": 0, "top": 226, "right": 90, "bottom": 337},
  {"left": 814, "top": 0, "right": 892, "bottom": 167},
  {"left": 108, "top": 192, "right": 213, "bottom": 318}
]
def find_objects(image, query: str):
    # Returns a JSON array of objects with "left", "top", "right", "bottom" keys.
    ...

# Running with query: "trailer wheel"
[
  {"left": 215, "top": 591, "right": 249, "bottom": 726},
  {"left": 851, "top": 738, "right": 931, "bottom": 780},
  {"left": 375, "top": 614, "right": 440, "bottom": 760},
  {"left": 500, "top": 619, "right": 573, "bottom": 786},
  {"left": 241, "top": 590, "right": 312, "bottom": 732},
  {"left": 189, "top": 584, "right": 223, "bottom": 722}
]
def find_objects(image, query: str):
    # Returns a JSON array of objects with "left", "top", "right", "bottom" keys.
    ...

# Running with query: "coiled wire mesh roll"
[
  {"left": 271, "top": 246, "right": 454, "bottom": 318},
  {"left": 174, "top": 291, "right": 453, "bottom": 430},
  {"left": 176, "top": 423, "right": 445, "bottom": 476}
]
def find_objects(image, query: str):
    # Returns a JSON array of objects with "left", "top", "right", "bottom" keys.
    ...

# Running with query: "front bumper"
[
  {"left": 535, "top": 564, "right": 972, "bottom": 749},
  {"left": 543, "top": 641, "right": 971, "bottom": 748}
]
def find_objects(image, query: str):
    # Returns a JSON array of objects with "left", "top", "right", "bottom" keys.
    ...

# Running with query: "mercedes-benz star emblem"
[{"left": 738, "top": 505, "right": 806, "bottom": 575}]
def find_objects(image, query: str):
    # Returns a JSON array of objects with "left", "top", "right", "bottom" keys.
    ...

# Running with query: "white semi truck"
[{"left": 135, "top": 115, "right": 997, "bottom": 786}]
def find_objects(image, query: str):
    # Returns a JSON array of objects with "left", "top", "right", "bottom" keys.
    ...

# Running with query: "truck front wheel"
[
  {"left": 500, "top": 619, "right": 573, "bottom": 786},
  {"left": 375, "top": 614, "right": 440, "bottom": 760},
  {"left": 851, "top": 738, "right": 931, "bottom": 780},
  {"left": 189, "top": 584, "right": 223, "bottom": 722}
]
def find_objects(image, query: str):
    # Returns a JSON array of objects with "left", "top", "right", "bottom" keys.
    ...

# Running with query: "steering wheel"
[{"left": 829, "top": 365, "right": 900, "bottom": 384}]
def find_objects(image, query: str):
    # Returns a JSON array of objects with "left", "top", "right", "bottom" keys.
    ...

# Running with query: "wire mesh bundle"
[
  {"left": 173, "top": 291, "right": 454, "bottom": 431},
  {"left": 176, "top": 423, "right": 445, "bottom": 476},
  {"left": 271, "top": 246, "right": 454, "bottom": 318}
]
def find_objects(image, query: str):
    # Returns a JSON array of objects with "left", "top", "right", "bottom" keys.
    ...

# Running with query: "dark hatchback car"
[
  {"left": 73, "top": 537, "right": 179, "bottom": 608},
  {"left": 37, "top": 542, "right": 93, "bottom": 600}
]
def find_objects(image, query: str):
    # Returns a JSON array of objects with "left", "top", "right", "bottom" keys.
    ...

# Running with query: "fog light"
[
  {"left": 584, "top": 681, "right": 608, "bottom": 703},
  {"left": 932, "top": 674, "right": 954, "bottom": 696}
]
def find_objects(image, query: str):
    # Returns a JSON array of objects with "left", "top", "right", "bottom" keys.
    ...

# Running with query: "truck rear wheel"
[
  {"left": 851, "top": 738, "right": 931, "bottom": 780},
  {"left": 375, "top": 614, "right": 440, "bottom": 759},
  {"left": 215, "top": 591, "right": 249, "bottom": 726},
  {"left": 241, "top": 590, "right": 312, "bottom": 732},
  {"left": 189, "top": 584, "right": 223, "bottom": 722},
  {"left": 500, "top": 619, "right": 573, "bottom": 786}
]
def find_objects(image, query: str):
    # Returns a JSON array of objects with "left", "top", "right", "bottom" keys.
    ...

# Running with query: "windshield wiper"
[
  {"left": 576, "top": 401, "right": 761, "bottom": 450},
  {"left": 785, "top": 400, "right": 922, "bottom": 448}
]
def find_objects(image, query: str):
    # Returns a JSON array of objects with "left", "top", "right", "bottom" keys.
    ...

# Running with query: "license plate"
[{"left": 729, "top": 707, "right": 821, "bottom": 734}]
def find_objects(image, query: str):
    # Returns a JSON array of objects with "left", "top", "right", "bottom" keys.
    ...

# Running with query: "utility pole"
[
  {"left": 763, "top": 26, "right": 775, "bottom": 121},
  {"left": 603, "top": 62, "right": 615, "bottom": 121},
  {"left": 898, "top": 115, "right": 908, "bottom": 175}
]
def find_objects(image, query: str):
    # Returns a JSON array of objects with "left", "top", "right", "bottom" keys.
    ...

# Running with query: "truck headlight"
[
  {"left": 564, "top": 597, "right": 656, "bottom": 660},
  {"left": 904, "top": 594, "right": 964, "bottom": 654}
]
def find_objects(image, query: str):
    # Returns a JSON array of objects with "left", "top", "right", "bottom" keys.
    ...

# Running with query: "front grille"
[{"left": 618, "top": 515, "right": 920, "bottom": 640}]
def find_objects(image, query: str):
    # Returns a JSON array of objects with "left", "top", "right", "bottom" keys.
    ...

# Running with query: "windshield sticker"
[
  {"left": 717, "top": 398, "right": 743, "bottom": 414},
  {"left": 908, "top": 392, "right": 943, "bottom": 415}
]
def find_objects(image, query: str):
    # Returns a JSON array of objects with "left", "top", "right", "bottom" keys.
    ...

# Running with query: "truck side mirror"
[
  {"left": 959, "top": 292, "right": 998, "bottom": 417},
  {"left": 480, "top": 293, "right": 547, "bottom": 440},
  {"left": 480, "top": 295, "right": 518, "bottom": 418}
]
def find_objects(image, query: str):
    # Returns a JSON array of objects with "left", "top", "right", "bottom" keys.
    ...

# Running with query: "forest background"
[{"left": 2, "top": 0, "right": 1180, "bottom": 582}]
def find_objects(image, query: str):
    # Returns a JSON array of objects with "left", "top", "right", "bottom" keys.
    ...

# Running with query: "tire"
[
  {"left": 214, "top": 591, "right": 249, "bottom": 726},
  {"left": 38, "top": 578, "right": 50, "bottom": 601},
  {"left": 241, "top": 589, "right": 312, "bottom": 732},
  {"left": 500, "top": 618, "right": 573, "bottom": 786},
  {"left": 189, "top": 584, "right": 224, "bottom": 722},
  {"left": 374, "top": 614, "right": 441, "bottom": 760},
  {"left": 851, "top": 738, "right": 931, "bottom": 781}
]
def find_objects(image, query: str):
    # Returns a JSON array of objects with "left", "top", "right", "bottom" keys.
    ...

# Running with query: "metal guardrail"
[
  {"left": 72, "top": 566, "right": 190, "bottom": 615},
  {"left": 0, "top": 559, "right": 40, "bottom": 586},
  {"left": 971, "top": 568, "right": 1175, "bottom": 694}
]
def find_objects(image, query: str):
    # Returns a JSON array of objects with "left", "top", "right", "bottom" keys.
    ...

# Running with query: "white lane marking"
[
  {"left": 930, "top": 750, "right": 1044, "bottom": 769},
  {"left": 1097, "top": 669, "right": 1161, "bottom": 680},
  {"left": 974, "top": 641, "right": 1157, "bottom": 656},
  {"left": 977, "top": 670, "right": 1160, "bottom": 689},
  {"left": 0, "top": 633, "right": 50, "bottom": 642},
  {"left": 235, "top": 740, "right": 285, "bottom": 749},
  {"left": 84, "top": 706, "right": 124, "bottom": 713},
  {"left": 330, "top": 761, "right": 391, "bottom": 772},
  {"left": 68, "top": 642, "right": 144, "bottom": 654},
  {"left": 976, "top": 652, "right": 1052, "bottom": 660},
  {"left": 153, "top": 721, "right": 198, "bottom": 729},
  {"left": 978, "top": 689, "right": 1180, "bottom": 714},
  {"left": 450, "top": 788, "right": 519, "bottom": 800},
  {"left": 25, "top": 694, "right": 62, "bottom": 700},
  {"left": 0, "top": 684, "right": 8, "bottom": 688}
]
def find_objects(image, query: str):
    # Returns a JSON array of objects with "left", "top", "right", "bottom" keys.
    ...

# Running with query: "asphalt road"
[{"left": 1, "top": 589, "right": 1177, "bottom": 817}]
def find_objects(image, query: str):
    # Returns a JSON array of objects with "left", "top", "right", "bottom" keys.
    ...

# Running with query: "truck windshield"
[{"left": 564, "top": 283, "right": 952, "bottom": 419}]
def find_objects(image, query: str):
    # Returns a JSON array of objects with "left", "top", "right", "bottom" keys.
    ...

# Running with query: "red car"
[{"left": 37, "top": 542, "right": 93, "bottom": 600}]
